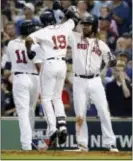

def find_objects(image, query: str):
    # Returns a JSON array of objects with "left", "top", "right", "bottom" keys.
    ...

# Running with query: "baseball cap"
[
  {"left": 24, "top": 3, "right": 35, "bottom": 12},
  {"left": 115, "top": 50, "right": 130, "bottom": 59},
  {"left": 119, "top": 51, "right": 129, "bottom": 57}
]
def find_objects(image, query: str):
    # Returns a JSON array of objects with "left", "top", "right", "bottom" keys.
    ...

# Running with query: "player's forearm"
[
  {"left": 35, "top": 63, "right": 41, "bottom": 74},
  {"left": 104, "top": 51, "right": 116, "bottom": 67},
  {"left": 25, "top": 37, "right": 34, "bottom": 53},
  {"left": 109, "top": 59, "right": 117, "bottom": 67},
  {"left": 25, "top": 37, "right": 36, "bottom": 60},
  {"left": 109, "top": 53, "right": 116, "bottom": 67}
]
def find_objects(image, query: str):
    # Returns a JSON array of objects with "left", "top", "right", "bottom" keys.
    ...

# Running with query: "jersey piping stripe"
[
  {"left": 85, "top": 41, "right": 89, "bottom": 75},
  {"left": 88, "top": 40, "right": 94, "bottom": 75}
]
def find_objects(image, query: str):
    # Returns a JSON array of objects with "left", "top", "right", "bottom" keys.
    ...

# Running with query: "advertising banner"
[
  {"left": 1, "top": 118, "right": 132, "bottom": 151},
  {"left": 32, "top": 120, "right": 132, "bottom": 151}
]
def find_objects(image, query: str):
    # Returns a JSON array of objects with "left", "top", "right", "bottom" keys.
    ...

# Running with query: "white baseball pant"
[
  {"left": 13, "top": 74, "right": 39, "bottom": 150},
  {"left": 40, "top": 59, "right": 67, "bottom": 137},
  {"left": 73, "top": 76, "right": 116, "bottom": 149}
]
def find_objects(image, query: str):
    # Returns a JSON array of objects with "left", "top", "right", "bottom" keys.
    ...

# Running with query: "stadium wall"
[{"left": 1, "top": 117, "right": 132, "bottom": 151}]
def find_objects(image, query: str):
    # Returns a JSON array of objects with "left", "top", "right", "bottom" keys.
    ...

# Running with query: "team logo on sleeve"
[{"left": 92, "top": 47, "right": 101, "bottom": 56}]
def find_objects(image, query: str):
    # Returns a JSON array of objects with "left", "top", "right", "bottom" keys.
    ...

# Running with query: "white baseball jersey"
[
  {"left": 68, "top": 32, "right": 112, "bottom": 75},
  {"left": 6, "top": 37, "right": 41, "bottom": 73},
  {"left": 29, "top": 19, "right": 75, "bottom": 60}
]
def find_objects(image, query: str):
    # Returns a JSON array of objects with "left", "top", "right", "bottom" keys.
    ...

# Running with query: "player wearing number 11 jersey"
[
  {"left": 25, "top": 9, "right": 79, "bottom": 147},
  {"left": 6, "top": 21, "right": 42, "bottom": 150}
]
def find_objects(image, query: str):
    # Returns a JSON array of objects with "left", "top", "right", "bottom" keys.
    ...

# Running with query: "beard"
[{"left": 83, "top": 30, "right": 92, "bottom": 37}]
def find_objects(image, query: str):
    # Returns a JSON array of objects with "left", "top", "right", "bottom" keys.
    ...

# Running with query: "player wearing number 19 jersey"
[
  {"left": 26, "top": 9, "right": 77, "bottom": 147},
  {"left": 6, "top": 21, "right": 41, "bottom": 150}
]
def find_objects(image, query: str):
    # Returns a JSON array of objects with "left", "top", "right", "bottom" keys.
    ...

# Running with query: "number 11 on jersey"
[{"left": 15, "top": 50, "right": 27, "bottom": 64}]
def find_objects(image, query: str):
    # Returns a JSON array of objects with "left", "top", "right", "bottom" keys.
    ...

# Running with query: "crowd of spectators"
[{"left": 1, "top": 0, "right": 132, "bottom": 117}]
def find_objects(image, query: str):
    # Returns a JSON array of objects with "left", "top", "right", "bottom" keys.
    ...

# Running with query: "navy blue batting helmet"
[
  {"left": 20, "top": 21, "right": 37, "bottom": 36},
  {"left": 40, "top": 9, "right": 56, "bottom": 27},
  {"left": 81, "top": 15, "right": 98, "bottom": 36}
]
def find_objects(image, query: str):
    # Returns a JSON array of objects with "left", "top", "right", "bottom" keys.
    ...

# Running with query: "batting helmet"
[
  {"left": 20, "top": 21, "right": 37, "bottom": 36},
  {"left": 40, "top": 9, "right": 56, "bottom": 27},
  {"left": 81, "top": 15, "right": 98, "bottom": 36}
]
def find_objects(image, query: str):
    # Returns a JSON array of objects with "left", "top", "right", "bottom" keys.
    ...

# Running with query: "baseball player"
[
  {"left": 5, "top": 21, "right": 41, "bottom": 150},
  {"left": 25, "top": 9, "right": 80, "bottom": 147},
  {"left": 68, "top": 16, "right": 119, "bottom": 152}
]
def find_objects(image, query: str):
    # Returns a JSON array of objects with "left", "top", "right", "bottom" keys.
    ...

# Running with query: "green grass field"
[{"left": 1, "top": 150, "right": 132, "bottom": 160}]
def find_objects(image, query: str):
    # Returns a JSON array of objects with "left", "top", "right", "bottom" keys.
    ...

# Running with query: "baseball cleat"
[
  {"left": 48, "top": 130, "right": 58, "bottom": 147},
  {"left": 64, "top": 144, "right": 88, "bottom": 152},
  {"left": 78, "top": 144, "right": 88, "bottom": 152},
  {"left": 58, "top": 129, "right": 68, "bottom": 145},
  {"left": 65, "top": 148, "right": 88, "bottom": 152},
  {"left": 104, "top": 145, "right": 119, "bottom": 152},
  {"left": 64, "top": 148, "right": 88, "bottom": 152}
]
